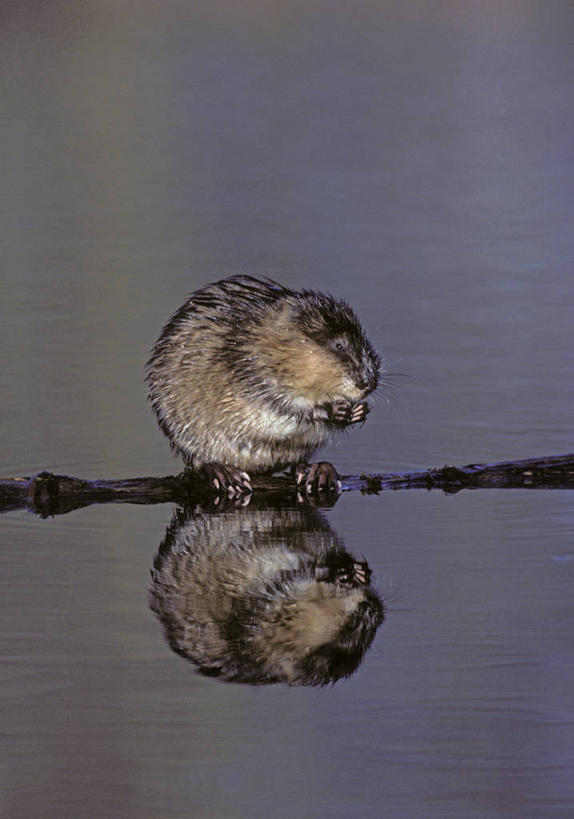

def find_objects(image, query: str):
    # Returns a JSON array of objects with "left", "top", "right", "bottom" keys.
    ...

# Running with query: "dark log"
[{"left": 1, "top": 453, "right": 574, "bottom": 517}]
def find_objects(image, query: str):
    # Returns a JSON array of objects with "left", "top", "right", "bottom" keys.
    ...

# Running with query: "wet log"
[{"left": 1, "top": 453, "right": 573, "bottom": 517}]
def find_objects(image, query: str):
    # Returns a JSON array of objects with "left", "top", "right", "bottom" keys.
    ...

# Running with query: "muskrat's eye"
[{"left": 329, "top": 337, "right": 348, "bottom": 354}]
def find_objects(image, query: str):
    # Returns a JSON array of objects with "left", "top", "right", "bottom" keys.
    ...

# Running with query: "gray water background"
[{"left": 1, "top": 1, "right": 574, "bottom": 817}]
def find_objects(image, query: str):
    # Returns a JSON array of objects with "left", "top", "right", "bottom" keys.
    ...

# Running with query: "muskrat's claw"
[
  {"left": 203, "top": 464, "right": 252, "bottom": 496},
  {"left": 330, "top": 560, "right": 371, "bottom": 588},
  {"left": 211, "top": 492, "right": 252, "bottom": 510},
  {"left": 329, "top": 399, "right": 370, "bottom": 426},
  {"left": 295, "top": 462, "right": 342, "bottom": 496},
  {"left": 350, "top": 401, "right": 370, "bottom": 424},
  {"left": 351, "top": 560, "right": 371, "bottom": 586}
]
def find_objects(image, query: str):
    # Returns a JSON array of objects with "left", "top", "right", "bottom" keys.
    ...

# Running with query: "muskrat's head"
[
  {"left": 237, "top": 287, "right": 380, "bottom": 407},
  {"left": 289, "top": 291, "right": 381, "bottom": 403}
]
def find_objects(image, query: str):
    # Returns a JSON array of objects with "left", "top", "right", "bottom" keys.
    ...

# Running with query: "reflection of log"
[{"left": 1, "top": 454, "right": 574, "bottom": 516}]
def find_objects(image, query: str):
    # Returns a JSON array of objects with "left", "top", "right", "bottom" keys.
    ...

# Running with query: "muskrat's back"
[{"left": 146, "top": 275, "right": 380, "bottom": 489}]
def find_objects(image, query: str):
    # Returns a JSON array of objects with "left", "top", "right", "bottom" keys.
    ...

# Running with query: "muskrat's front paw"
[
  {"left": 295, "top": 462, "right": 342, "bottom": 496},
  {"left": 350, "top": 401, "right": 370, "bottom": 424},
  {"left": 329, "top": 399, "right": 353, "bottom": 424},
  {"left": 335, "top": 560, "right": 372, "bottom": 588},
  {"left": 203, "top": 464, "right": 252, "bottom": 496},
  {"left": 329, "top": 399, "right": 370, "bottom": 426}
]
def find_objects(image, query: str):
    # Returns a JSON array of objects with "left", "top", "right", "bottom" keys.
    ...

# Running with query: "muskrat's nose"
[{"left": 358, "top": 372, "right": 378, "bottom": 393}]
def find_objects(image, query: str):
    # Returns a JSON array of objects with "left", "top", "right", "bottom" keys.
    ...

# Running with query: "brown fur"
[
  {"left": 146, "top": 275, "right": 380, "bottom": 474},
  {"left": 149, "top": 504, "right": 384, "bottom": 685}
]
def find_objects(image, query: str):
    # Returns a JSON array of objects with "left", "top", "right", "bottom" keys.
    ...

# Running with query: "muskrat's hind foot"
[
  {"left": 329, "top": 399, "right": 370, "bottom": 426},
  {"left": 202, "top": 464, "right": 252, "bottom": 496},
  {"left": 295, "top": 462, "right": 342, "bottom": 496}
]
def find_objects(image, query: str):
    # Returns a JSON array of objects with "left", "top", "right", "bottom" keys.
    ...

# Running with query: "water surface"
[{"left": 2, "top": 1, "right": 574, "bottom": 817}]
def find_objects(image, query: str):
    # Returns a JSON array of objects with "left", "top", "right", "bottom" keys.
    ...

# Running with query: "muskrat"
[
  {"left": 146, "top": 275, "right": 380, "bottom": 493},
  {"left": 149, "top": 504, "right": 384, "bottom": 686}
]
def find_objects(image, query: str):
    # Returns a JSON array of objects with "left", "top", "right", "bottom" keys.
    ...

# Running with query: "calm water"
[{"left": 2, "top": 1, "right": 574, "bottom": 817}]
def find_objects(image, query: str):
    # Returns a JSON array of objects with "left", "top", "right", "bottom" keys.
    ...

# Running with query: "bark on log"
[{"left": 1, "top": 453, "right": 574, "bottom": 517}]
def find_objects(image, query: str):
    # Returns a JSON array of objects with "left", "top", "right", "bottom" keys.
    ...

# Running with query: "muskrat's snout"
[
  {"left": 357, "top": 371, "right": 378, "bottom": 395},
  {"left": 346, "top": 362, "right": 378, "bottom": 402},
  {"left": 357, "top": 354, "right": 380, "bottom": 396}
]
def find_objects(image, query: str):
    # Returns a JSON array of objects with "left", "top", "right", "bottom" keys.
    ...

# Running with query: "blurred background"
[{"left": 1, "top": 1, "right": 574, "bottom": 817}]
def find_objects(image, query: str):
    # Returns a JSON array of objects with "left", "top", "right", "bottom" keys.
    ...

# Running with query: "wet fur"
[
  {"left": 146, "top": 276, "right": 380, "bottom": 474},
  {"left": 149, "top": 506, "right": 384, "bottom": 685}
]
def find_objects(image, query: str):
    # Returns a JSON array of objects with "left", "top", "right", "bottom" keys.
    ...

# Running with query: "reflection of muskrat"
[
  {"left": 146, "top": 275, "right": 380, "bottom": 493},
  {"left": 149, "top": 504, "right": 384, "bottom": 686}
]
